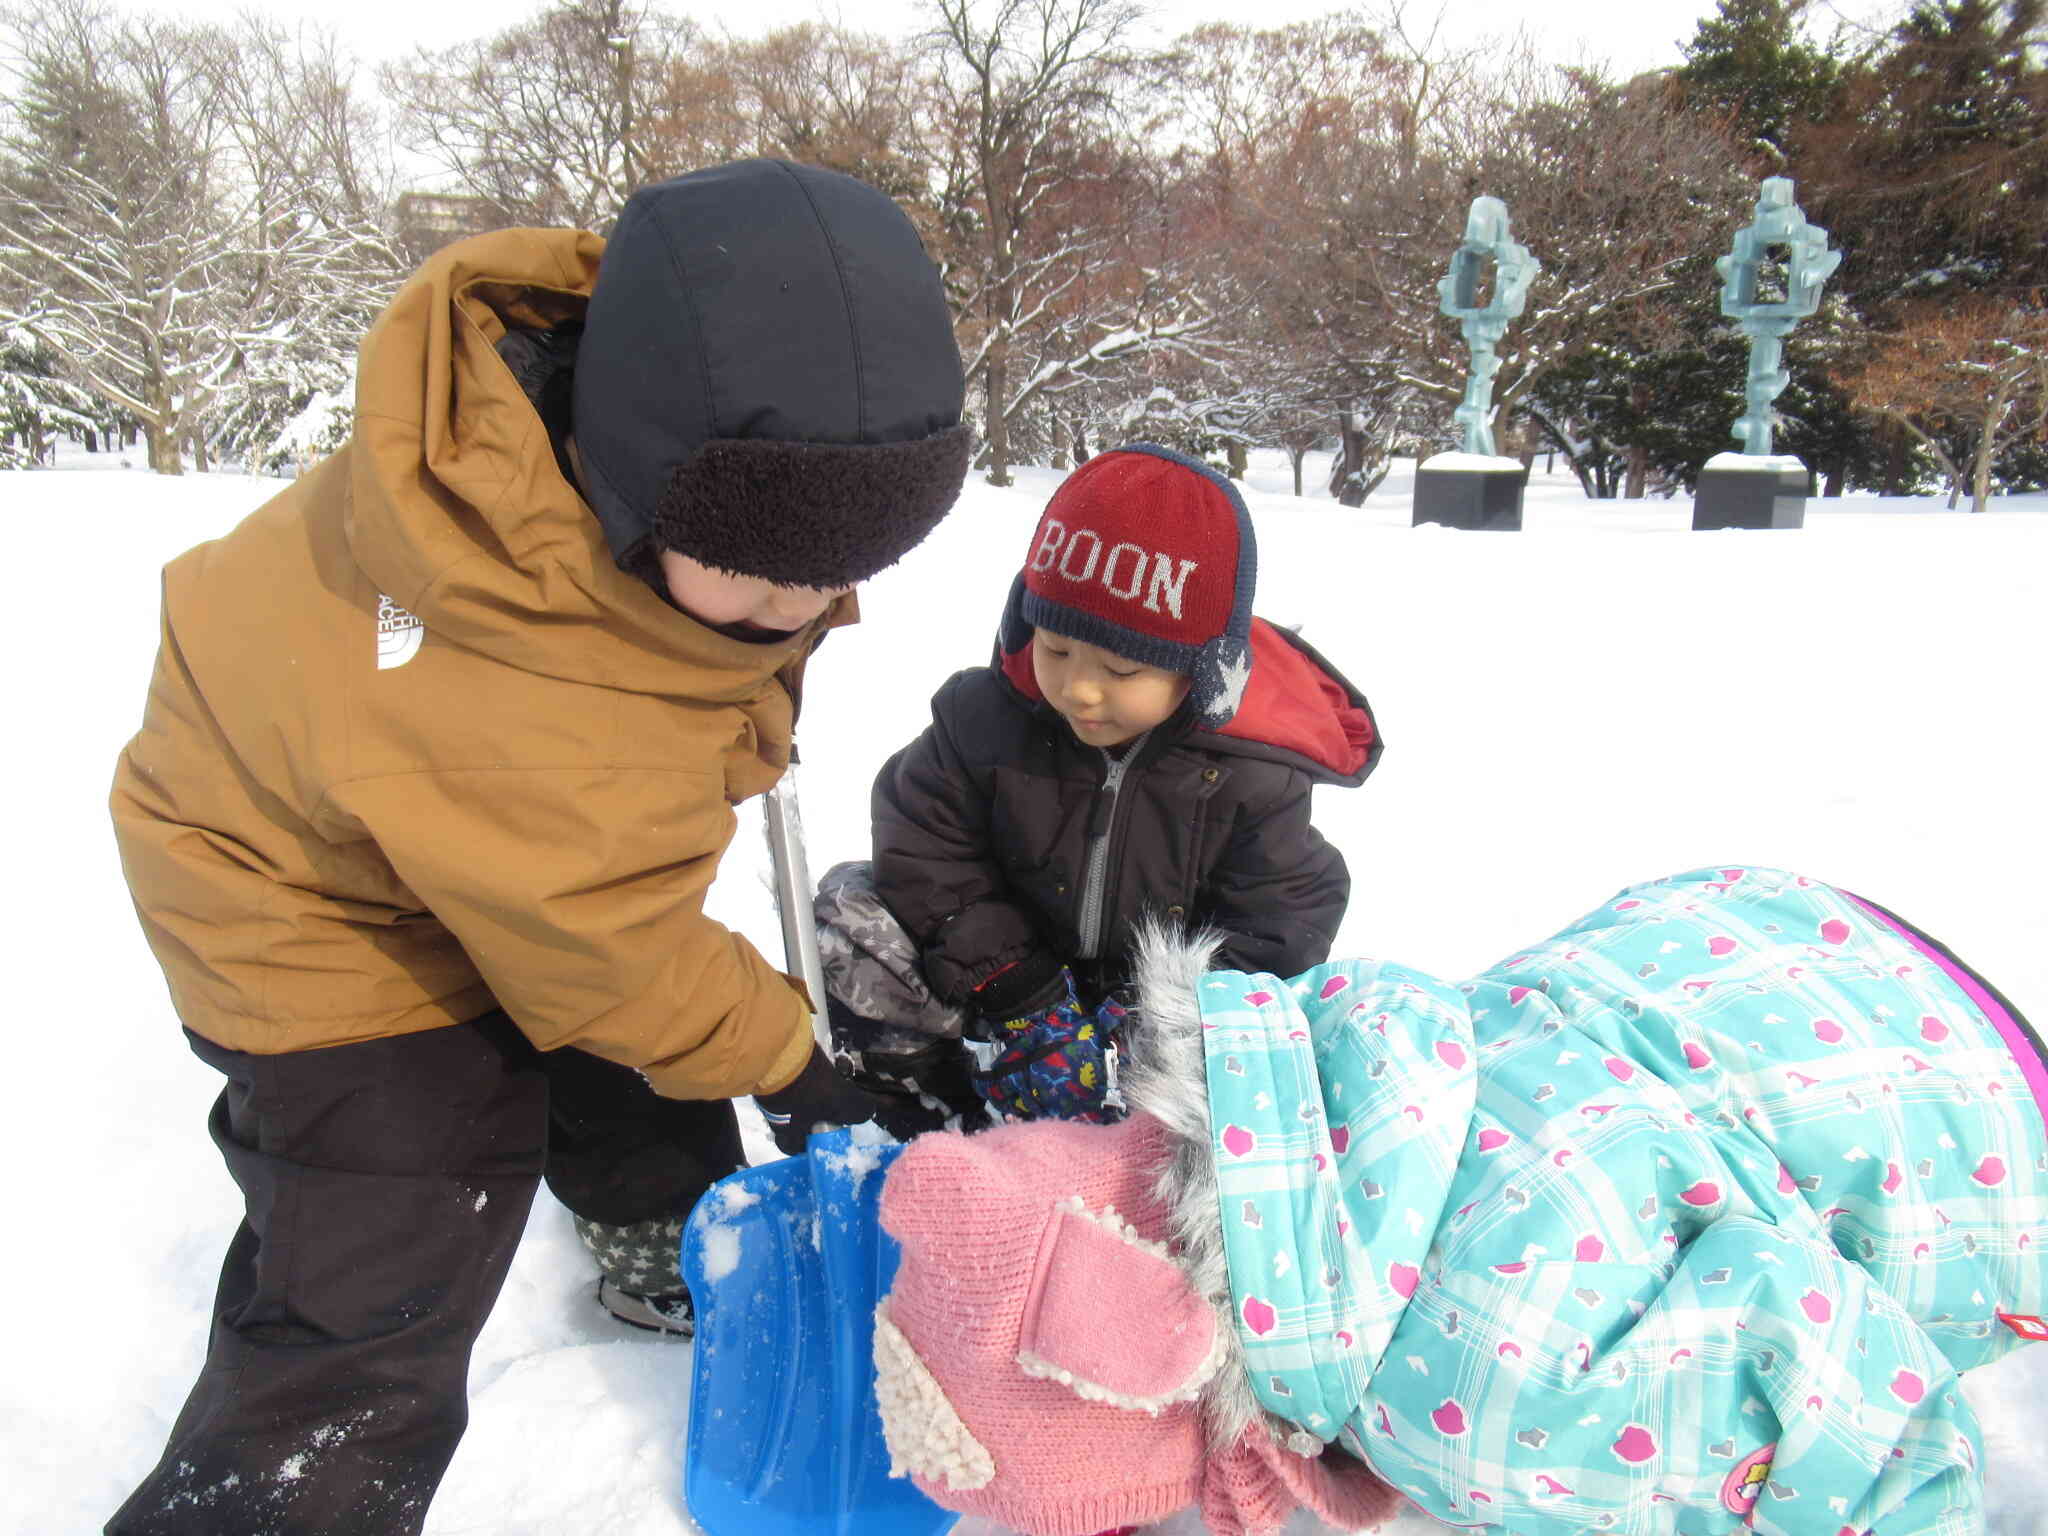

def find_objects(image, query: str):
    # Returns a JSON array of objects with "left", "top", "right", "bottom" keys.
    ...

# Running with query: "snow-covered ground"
[{"left": 5, "top": 449, "right": 2046, "bottom": 1535}]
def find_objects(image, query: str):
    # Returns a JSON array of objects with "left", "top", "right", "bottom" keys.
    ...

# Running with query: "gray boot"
[{"left": 574, "top": 1213, "right": 693, "bottom": 1336}]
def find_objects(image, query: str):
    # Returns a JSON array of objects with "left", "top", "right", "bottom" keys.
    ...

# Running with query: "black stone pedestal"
[
  {"left": 1692, "top": 462, "right": 1808, "bottom": 530},
  {"left": 1413, "top": 463, "right": 1528, "bottom": 531}
]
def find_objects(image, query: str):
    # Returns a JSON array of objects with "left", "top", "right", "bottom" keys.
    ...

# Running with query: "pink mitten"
[
  {"left": 1017, "top": 1196, "right": 1220, "bottom": 1409},
  {"left": 876, "top": 1115, "right": 1214, "bottom": 1536},
  {"left": 875, "top": 1113, "right": 1400, "bottom": 1536}
]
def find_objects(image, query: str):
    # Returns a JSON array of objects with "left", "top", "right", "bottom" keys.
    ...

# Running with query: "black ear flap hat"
[{"left": 572, "top": 158, "right": 971, "bottom": 589}]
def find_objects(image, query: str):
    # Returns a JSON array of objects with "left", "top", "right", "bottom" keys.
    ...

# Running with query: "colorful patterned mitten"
[{"left": 970, "top": 968, "right": 1125, "bottom": 1123}]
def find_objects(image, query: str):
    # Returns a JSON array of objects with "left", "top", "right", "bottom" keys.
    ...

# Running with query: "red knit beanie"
[{"left": 998, "top": 443, "right": 1258, "bottom": 725}]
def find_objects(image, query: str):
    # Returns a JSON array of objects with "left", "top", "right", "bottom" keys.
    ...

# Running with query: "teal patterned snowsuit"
[{"left": 1198, "top": 867, "right": 2047, "bottom": 1535}]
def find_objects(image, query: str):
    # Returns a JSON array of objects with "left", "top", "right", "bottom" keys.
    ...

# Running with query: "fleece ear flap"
[
  {"left": 996, "top": 571, "right": 1032, "bottom": 656},
  {"left": 1201, "top": 1424, "right": 1406, "bottom": 1536},
  {"left": 1191, "top": 632, "right": 1253, "bottom": 725},
  {"left": 992, "top": 572, "right": 1046, "bottom": 701},
  {"left": 1014, "top": 1197, "right": 1222, "bottom": 1411}
]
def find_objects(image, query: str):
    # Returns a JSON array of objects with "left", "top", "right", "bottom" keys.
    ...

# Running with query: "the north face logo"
[
  {"left": 376, "top": 594, "right": 423, "bottom": 670},
  {"left": 1029, "top": 520, "right": 1197, "bottom": 620}
]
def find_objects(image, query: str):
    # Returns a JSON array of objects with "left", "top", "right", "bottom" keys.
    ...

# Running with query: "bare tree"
[
  {"left": 1847, "top": 294, "right": 2048, "bottom": 511},
  {"left": 219, "top": 21, "right": 395, "bottom": 221},
  {"left": 1162, "top": 13, "right": 1438, "bottom": 501},
  {"left": 383, "top": 0, "right": 702, "bottom": 232},
  {"left": 920, "top": 0, "right": 1212, "bottom": 484},
  {"left": 0, "top": 2, "right": 402, "bottom": 473},
  {"left": 199, "top": 17, "right": 404, "bottom": 466},
  {"left": 712, "top": 23, "right": 928, "bottom": 197},
  {"left": 1165, "top": 11, "right": 1749, "bottom": 496}
]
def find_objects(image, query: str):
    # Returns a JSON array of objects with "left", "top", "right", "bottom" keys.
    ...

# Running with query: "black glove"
[{"left": 753, "top": 1044, "right": 938, "bottom": 1156}]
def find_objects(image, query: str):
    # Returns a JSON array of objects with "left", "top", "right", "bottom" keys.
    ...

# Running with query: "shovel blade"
[{"left": 681, "top": 1130, "right": 958, "bottom": 1536}]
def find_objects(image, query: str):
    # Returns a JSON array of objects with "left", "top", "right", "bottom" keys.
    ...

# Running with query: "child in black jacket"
[{"left": 819, "top": 443, "right": 1380, "bottom": 1124}]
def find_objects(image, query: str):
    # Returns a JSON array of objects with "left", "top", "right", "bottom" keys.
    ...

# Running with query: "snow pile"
[
  {"left": 2, "top": 452, "right": 2044, "bottom": 1535},
  {"left": 812, "top": 1120, "right": 901, "bottom": 1202},
  {"left": 694, "top": 1184, "right": 762, "bottom": 1285},
  {"left": 1418, "top": 451, "right": 1528, "bottom": 471},
  {"left": 263, "top": 367, "right": 357, "bottom": 475}
]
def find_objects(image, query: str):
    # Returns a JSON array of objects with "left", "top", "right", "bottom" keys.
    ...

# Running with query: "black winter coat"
[{"left": 872, "top": 619, "right": 1379, "bottom": 1014}]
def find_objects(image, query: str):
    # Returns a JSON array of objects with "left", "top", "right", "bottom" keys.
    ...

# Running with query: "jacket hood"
[
  {"left": 998, "top": 614, "right": 1379, "bottom": 784},
  {"left": 1124, "top": 927, "right": 1475, "bottom": 1453},
  {"left": 347, "top": 225, "right": 850, "bottom": 700}
]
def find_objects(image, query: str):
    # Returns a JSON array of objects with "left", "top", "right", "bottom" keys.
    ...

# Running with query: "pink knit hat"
[{"left": 874, "top": 1114, "right": 1401, "bottom": 1536}]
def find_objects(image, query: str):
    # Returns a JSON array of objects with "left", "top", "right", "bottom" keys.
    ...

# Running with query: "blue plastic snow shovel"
[{"left": 680, "top": 1128, "right": 959, "bottom": 1536}]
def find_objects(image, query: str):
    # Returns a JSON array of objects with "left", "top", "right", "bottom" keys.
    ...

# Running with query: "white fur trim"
[
  {"left": 873, "top": 1303, "right": 996, "bottom": 1491},
  {"left": 1122, "top": 922, "right": 1289, "bottom": 1451}
]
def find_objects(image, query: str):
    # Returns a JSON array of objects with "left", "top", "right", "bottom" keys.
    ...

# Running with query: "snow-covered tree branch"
[{"left": 0, "top": 1, "right": 402, "bottom": 473}]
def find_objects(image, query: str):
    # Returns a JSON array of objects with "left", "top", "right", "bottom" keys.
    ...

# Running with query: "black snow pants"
[{"left": 105, "top": 1009, "right": 743, "bottom": 1535}]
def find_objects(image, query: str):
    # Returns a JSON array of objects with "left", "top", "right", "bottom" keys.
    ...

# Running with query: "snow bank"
[{"left": 4, "top": 452, "right": 2044, "bottom": 1535}]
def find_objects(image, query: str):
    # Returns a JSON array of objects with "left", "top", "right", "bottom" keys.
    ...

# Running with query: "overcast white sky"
[{"left": 116, "top": 0, "right": 1905, "bottom": 77}]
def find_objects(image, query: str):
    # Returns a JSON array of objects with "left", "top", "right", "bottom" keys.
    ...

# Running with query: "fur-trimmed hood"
[
  {"left": 1122, "top": 924, "right": 1475, "bottom": 1455},
  {"left": 1118, "top": 924, "right": 1274, "bottom": 1451}
]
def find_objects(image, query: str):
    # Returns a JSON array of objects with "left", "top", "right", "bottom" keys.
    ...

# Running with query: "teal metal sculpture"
[
  {"left": 1714, "top": 177, "right": 1841, "bottom": 457},
  {"left": 1436, "top": 196, "right": 1540, "bottom": 457}
]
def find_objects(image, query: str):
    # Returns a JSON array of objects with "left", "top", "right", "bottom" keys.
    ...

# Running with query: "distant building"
[{"left": 394, "top": 192, "right": 514, "bottom": 263}]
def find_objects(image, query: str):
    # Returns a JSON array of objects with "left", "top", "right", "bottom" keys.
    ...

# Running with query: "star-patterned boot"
[{"left": 574, "top": 1212, "right": 694, "bottom": 1337}]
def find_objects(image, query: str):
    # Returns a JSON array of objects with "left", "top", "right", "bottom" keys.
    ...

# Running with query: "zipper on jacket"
[{"left": 1076, "top": 731, "right": 1149, "bottom": 959}]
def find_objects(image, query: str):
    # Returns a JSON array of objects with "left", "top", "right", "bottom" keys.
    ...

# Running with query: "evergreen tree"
[
  {"left": 0, "top": 325, "right": 97, "bottom": 467},
  {"left": 1676, "top": 0, "right": 1841, "bottom": 164},
  {"left": 1526, "top": 242, "right": 1890, "bottom": 498},
  {"left": 1793, "top": 1, "right": 2046, "bottom": 493},
  {"left": 1799, "top": 0, "right": 2047, "bottom": 311}
]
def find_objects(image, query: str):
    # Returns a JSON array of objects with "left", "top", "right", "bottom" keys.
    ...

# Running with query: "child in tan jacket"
[{"left": 106, "top": 159, "right": 968, "bottom": 1536}]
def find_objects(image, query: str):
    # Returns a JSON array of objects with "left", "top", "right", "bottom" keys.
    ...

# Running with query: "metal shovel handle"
[{"left": 764, "top": 772, "right": 831, "bottom": 1051}]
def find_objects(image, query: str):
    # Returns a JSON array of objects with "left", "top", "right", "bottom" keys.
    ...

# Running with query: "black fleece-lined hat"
[{"left": 572, "top": 159, "right": 971, "bottom": 589}]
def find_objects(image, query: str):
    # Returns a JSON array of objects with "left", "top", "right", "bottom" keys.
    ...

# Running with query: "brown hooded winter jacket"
[{"left": 109, "top": 228, "right": 840, "bottom": 1099}]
